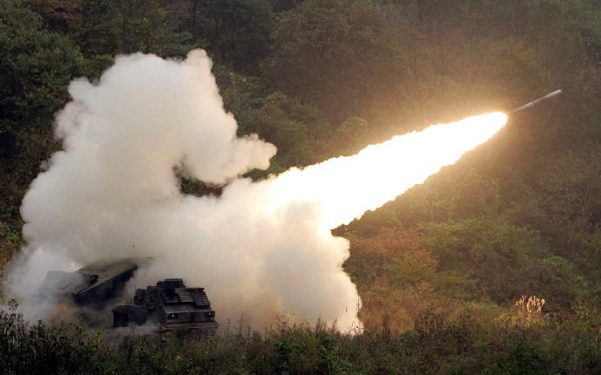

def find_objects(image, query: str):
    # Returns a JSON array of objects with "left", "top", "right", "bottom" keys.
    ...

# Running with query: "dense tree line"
[{"left": 1, "top": 0, "right": 601, "bottom": 371}]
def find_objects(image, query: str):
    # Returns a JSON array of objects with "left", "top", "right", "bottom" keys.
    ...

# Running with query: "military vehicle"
[
  {"left": 43, "top": 260, "right": 217, "bottom": 333},
  {"left": 113, "top": 278, "right": 218, "bottom": 333}
]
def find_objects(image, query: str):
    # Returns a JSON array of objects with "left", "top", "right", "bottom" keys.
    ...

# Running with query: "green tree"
[
  {"left": 246, "top": 92, "right": 321, "bottom": 167},
  {"left": 268, "top": 0, "right": 405, "bottom": 123},
  {"left": 218, "top": 70, "right": 329, "bottom": 168},
  {"left": 0, "top": 0, "right": 84, "bottom": 128},
  {"left": 23, "top": 0, "right": 80, "bottom": 33},
  {"left": 74, "top": 0, "right": 191, "bottom": 58},
  {"left": 0, "top": 0, "right": 84, "bottom": 251},
  {"left": 421, "top": 219, "right": 577, "bottom": 305},
  {"left": 185, "top": 0, "right": 274, "bottom": 74}
]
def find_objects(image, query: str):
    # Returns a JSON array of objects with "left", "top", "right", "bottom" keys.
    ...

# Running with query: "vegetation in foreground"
[{"left": 2, "top": 298, "right": 601, "bottom": 374}]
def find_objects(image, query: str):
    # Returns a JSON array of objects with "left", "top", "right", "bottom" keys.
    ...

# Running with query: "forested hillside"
[{"left": 2, "top": 0, "right": 601, "bottom": 373}]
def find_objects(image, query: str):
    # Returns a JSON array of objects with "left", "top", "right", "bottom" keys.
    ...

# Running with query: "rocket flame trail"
[
  {"left": 264, "top": 112, "right": 508, "bottom": 229},
  {"left": 4, "top": 50, "right": 508, "bottom": 332}
]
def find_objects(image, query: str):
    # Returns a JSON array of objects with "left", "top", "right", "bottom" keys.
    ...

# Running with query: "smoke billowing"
[{"left": 3, "top": 50, "right": 507, "bottom": 331}]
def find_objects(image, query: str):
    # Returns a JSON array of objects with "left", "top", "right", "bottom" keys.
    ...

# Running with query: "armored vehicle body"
[{"left": 113, "top": 278, "right": 218, "bottom": 332}]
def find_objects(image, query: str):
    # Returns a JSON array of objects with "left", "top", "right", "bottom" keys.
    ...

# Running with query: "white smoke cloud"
[
  {"left": 4, "top": 49, "right": 506, "bottom": 331},
  {"left": 4, "top": 50, "right": 362, "bottom": 330}
]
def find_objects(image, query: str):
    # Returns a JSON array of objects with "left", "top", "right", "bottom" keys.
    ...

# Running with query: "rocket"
[{"left": 510, "top": 89, "right": 562, "bottom": 114}]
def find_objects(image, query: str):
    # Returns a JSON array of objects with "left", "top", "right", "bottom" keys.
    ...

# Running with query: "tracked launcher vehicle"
[
  {"left": 113, "top": 278, "right": 218, "bottom": 333},
  {"left": 43, "top": 259, "right": 217, "bottom": 333}
]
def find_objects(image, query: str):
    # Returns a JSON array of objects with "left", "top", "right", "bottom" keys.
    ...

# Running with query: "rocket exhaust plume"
[{"left": 3, "top": 50, "right": 507, "bottom": 331}]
